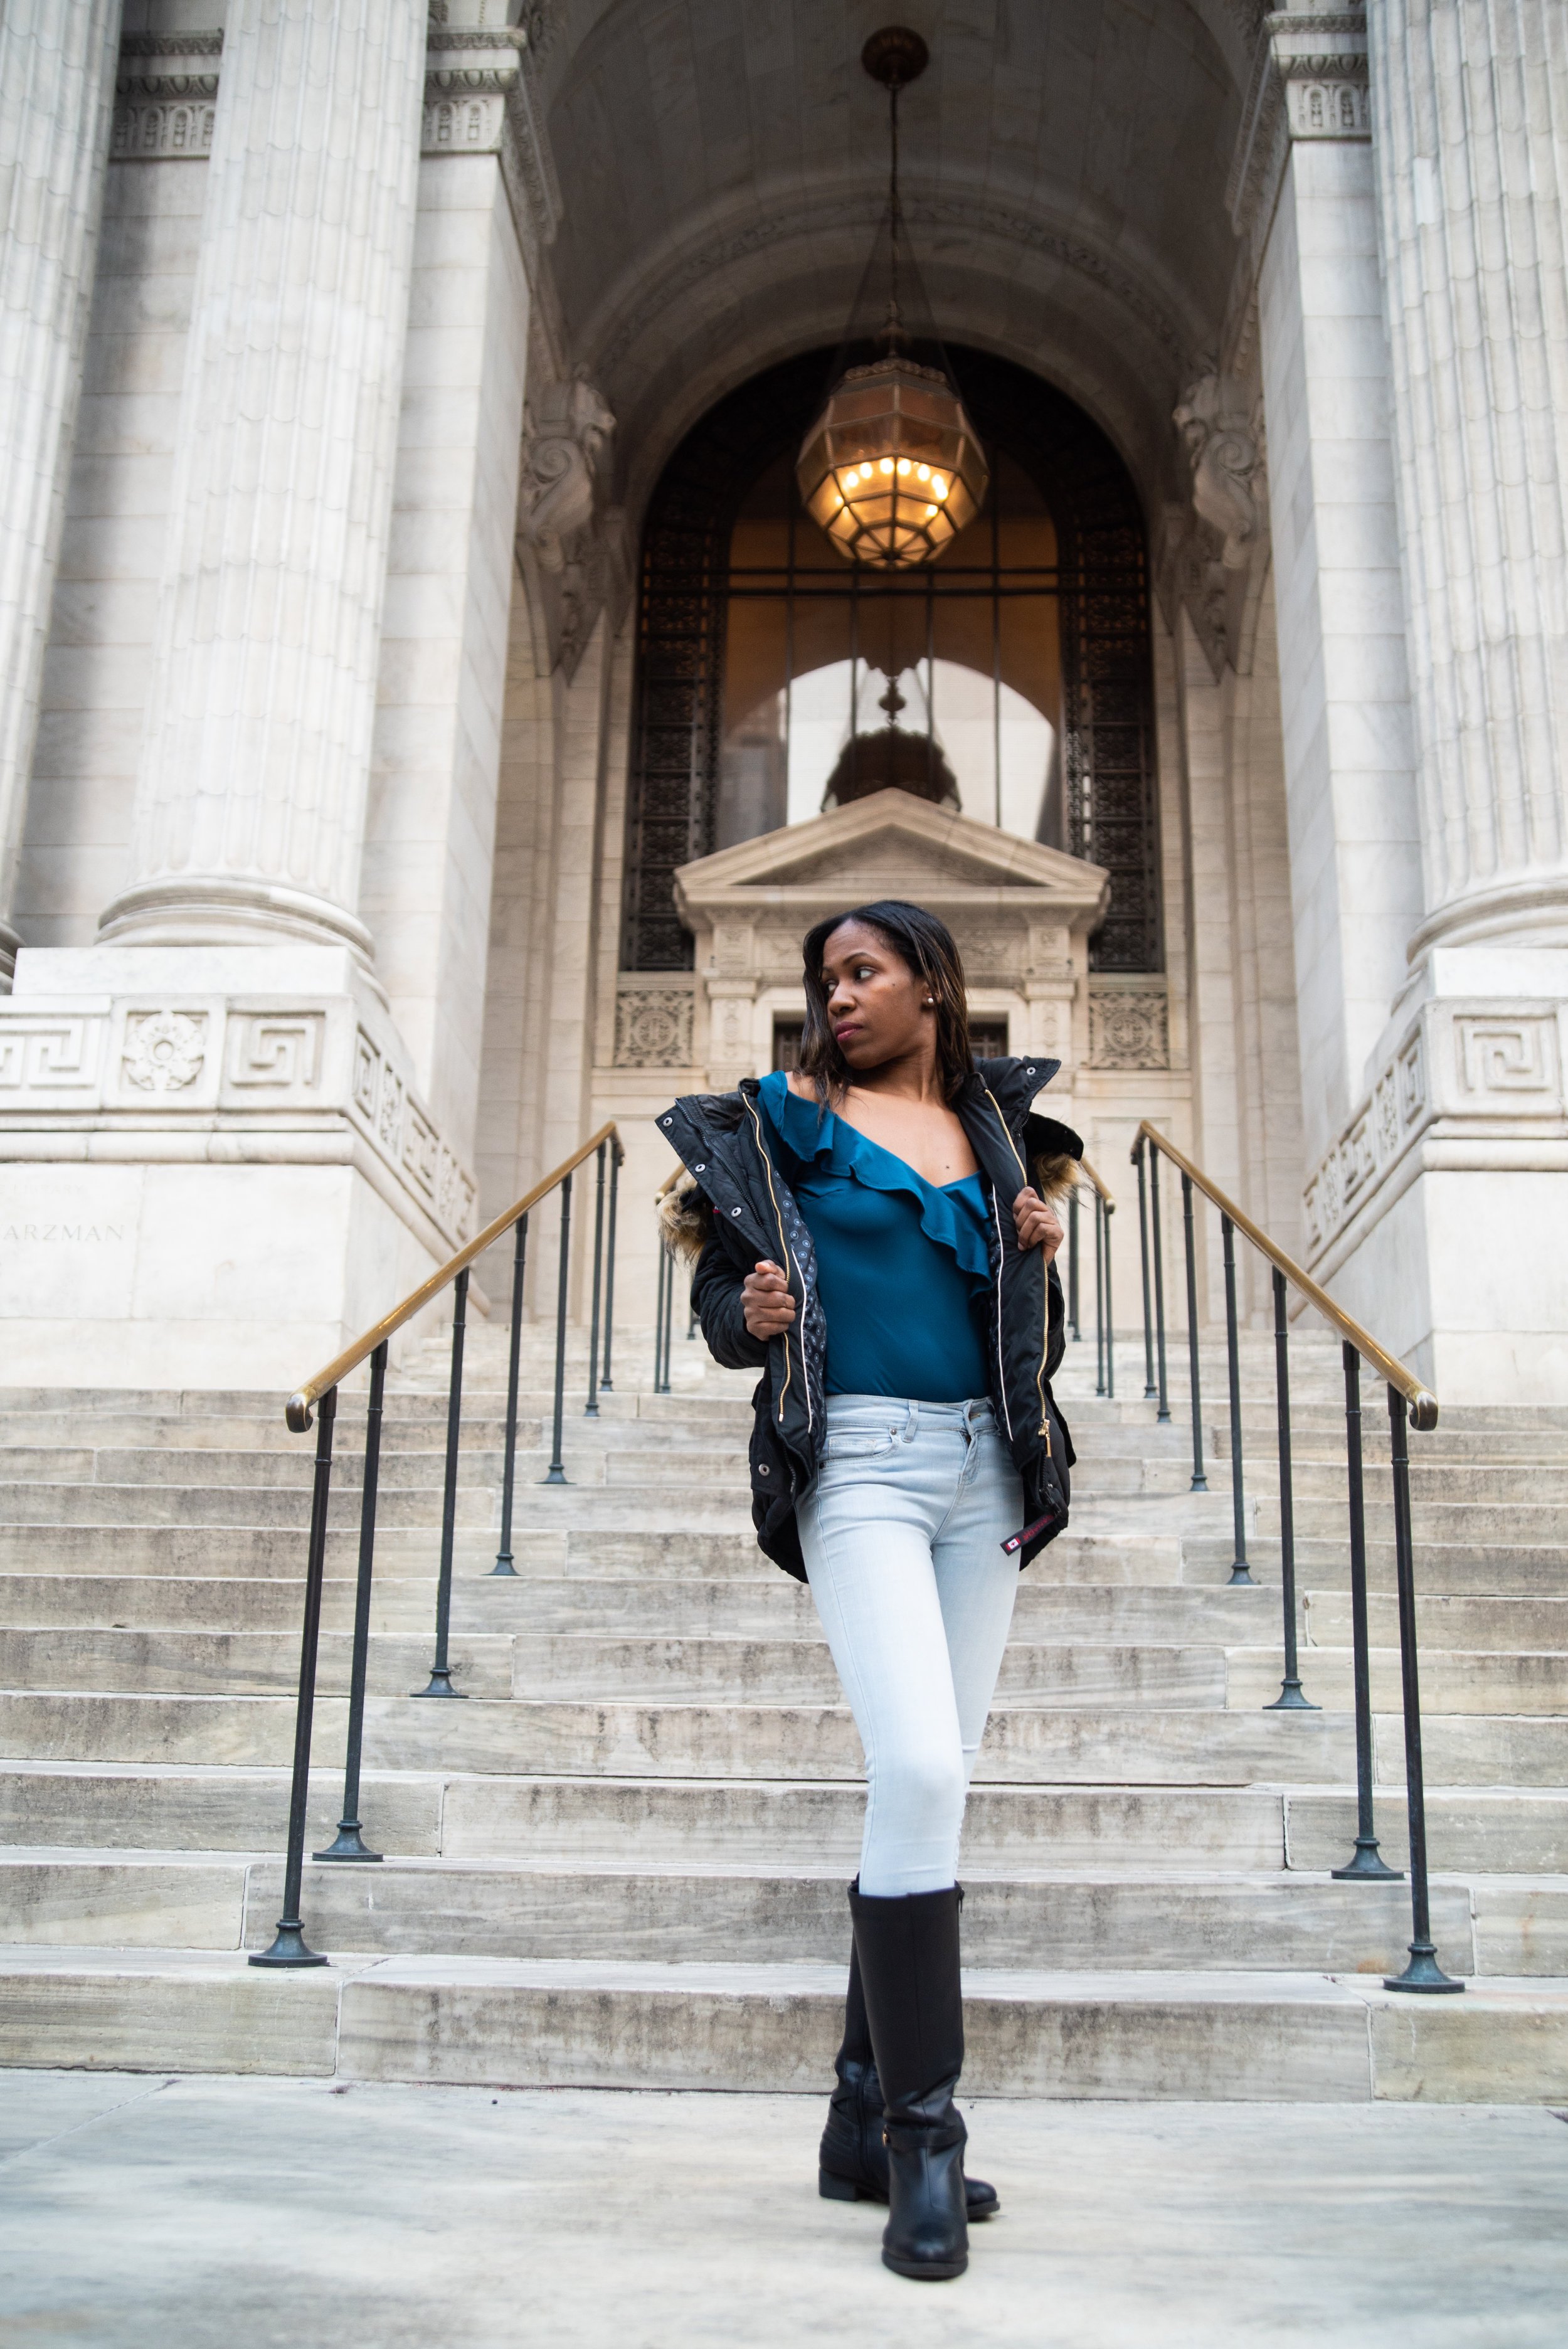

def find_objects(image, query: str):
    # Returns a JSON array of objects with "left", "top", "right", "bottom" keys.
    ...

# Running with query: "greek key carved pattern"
[
  {"left": 1305, "top": 1027, "right": 1428, "bottom": 1254},
  {"left": 346, "top": 1029, "right": 472, "bottom": 1243},
  {"left": 403, "top": 1105, "right": 440, "bottom": 1201},
  {"left": 0, "top": 1020, "right": 103, "bottom": 1092},
  {"left": 226, "top": 1015, "right": 323, "bottom": 1091},
  {"left": 1456, "top": 1015, "right": 1559, "bottom": 1096},
  {"left": 352, "top": 1031, "right": 380, "bottom": 1123}
]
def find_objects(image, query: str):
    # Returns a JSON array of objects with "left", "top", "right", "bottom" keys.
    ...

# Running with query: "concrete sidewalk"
[{"left": 1, "top": 2073, "right": 1565, "bottom": 2347}]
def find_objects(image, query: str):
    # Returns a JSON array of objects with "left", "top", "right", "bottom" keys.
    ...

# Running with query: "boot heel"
[{"left": 818, "top": 2166, "right": 866, "bottom": 2202}]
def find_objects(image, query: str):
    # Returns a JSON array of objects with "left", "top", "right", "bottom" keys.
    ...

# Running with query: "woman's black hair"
[{"left": 798, "top": 900, "right": 974, "bottom": 1104}]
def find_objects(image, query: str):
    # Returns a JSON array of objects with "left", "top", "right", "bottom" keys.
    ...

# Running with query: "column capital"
[{"left": 1229, "top": 11, "right": 1371, "bottom": 247}]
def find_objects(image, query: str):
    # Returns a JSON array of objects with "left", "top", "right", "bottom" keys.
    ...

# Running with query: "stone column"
[
  {"left": 0, "top": 1, "right": 120, "bottom": 985},
  {"left": 1369, "top": 0, "right": 1568, "bottom": 953},
  {"left": 1234, "top": 11, "right": 1424, "bottom": 1174},
  {"left": 96, "top": 0, "right": 427, "bottom": 962},
  {"left": 1316, "top": 0, "right": 1568, "bottom": 1400}
]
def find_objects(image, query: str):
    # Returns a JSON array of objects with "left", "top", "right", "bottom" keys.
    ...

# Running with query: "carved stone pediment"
[
  {"left": 667, "top": 790, "right": 1110, "bottom": 1090},
  {"left": 674, "top": 789, "right": 1111, "bottom": 927}
]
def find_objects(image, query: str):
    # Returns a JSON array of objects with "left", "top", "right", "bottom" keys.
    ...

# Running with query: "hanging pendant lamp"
[{"left": 796, "top": 27, "right": 988, "bottom": 570}]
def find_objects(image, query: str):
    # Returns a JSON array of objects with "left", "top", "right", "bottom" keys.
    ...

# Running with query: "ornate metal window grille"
[{"left": 622, "top": 349, "right": 1160, "bottom": 973}]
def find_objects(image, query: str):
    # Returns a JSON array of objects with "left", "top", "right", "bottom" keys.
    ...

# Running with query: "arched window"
[{"left": 622, "top": 347, "right": 1159, "bottom": 974}]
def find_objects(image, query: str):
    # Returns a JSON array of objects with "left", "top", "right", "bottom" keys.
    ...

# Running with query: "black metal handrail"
[
  {"left": 1062, "top": 1155, "right": 1114, "bottom": 1396},
  {"left": 252, "top": 1123, "right": 624, "bottom": 1969},
  {"left": 1130, "top": 1120, "right": 1459, "bottom": 1996}
]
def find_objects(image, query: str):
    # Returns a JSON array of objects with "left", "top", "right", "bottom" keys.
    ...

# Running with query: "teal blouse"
[{"left": 756, "top": 1068, "right": 993, "bottom": 1403}]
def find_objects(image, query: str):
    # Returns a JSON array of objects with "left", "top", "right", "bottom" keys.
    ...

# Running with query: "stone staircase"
[{"left": 2, "top": 1312, "right": 1566, "bottom": 2100}]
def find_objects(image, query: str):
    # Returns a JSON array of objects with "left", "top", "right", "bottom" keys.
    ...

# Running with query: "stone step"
[
  {"left": 13, "top": 1576, "right": 1560, "bottom": 1670},
  {"left": 1226, "top": 1646, "right": 1568, "bottom": 1717},
  {"left": 1305, "top": 1592, "right": 1568, "bottom": 1653},
  {"left": 1184, "top": 1537, "right": 1568, "bottom": 1596},
  {"left": 1284, "top": 1789, "right": 1568, "bottom": 1874},
  {"left": 0, "top": 1442, "right": 534, "bottom": 1491},
  {"left": 1227, "top": 1461, "right": 1568, "bottom": 1505},
  {"left": 0, "top": 1525, "right": 763, "bottom": 1580},
  {"left": 0, "top": 1482, "right": 500, "bottom": 1530},
  {"left": 0, "top": 1628, "right": 514, "bottom": 1701},
  {"left": 3, "top": 1949, "right": 1562, "bottom": 2101},
  {"left": 68, "top": 1688, "right": 1568, "bottom": 1785},
  {"left": 0, "top": 1764, "right": 1285, "bottom": 1865},
  {"left": 5, "top": 1620, "right": 1560, "bottom": 1717},
  {"left": 0, "top": 1850, "right": 1532, "bottom": 1976},
  {"left": 6, "top": 1763, "right": 1566, "bottom": 1874},
  {"left": 4, "top": 1687, "right": 1508, "bottom": 1783},
  {"left": 1254, "top": 1498, "right": 1568, "bottom": 1543}
]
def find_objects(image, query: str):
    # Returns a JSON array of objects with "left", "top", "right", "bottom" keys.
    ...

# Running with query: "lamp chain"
[{"left": 886, "top": 82, "right": 901, "bottom": 345}]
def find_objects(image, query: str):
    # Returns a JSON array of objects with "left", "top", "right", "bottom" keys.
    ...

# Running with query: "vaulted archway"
[{"left": 621, "top": 347, "right": 1160, "bottom": 975}]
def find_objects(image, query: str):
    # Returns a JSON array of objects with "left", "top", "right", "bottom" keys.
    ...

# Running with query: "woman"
[{"left": 657, "top": 900, "right": 1078, "bottom": 2283}]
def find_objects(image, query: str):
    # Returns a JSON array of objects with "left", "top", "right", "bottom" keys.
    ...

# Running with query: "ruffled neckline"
[{"left": 758, "top": 1071, "right": 992, "bottom": 1287}]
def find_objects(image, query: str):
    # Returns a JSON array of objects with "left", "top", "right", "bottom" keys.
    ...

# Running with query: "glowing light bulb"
[
  {"left": 933, "top": 475, "right": 948, "bottom": 499},
  {"left": 924, "top": 504, "right": 936, "bottom": 517},
  {"left": 898, "top": 459, "right": 911, "bottom": 474},
  {"left": 879, "top": 457, "right": 894, "bottom": 474},
  {"left": 916, "top": 464, "right": 930, "bottom": 480}
]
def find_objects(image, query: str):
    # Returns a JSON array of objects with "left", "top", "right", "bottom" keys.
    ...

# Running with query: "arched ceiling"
[{"left": 529, "top": 0, "right": 1260, "bottom": 522}]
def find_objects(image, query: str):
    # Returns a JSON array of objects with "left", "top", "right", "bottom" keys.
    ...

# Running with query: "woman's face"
[{"left": 818, "top": 920, "right": 933, "bottom": 1072}]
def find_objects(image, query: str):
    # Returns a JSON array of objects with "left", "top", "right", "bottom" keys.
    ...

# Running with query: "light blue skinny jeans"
[{"left": 796, "top": 1394, "right": 1024, "bottom": 1897}]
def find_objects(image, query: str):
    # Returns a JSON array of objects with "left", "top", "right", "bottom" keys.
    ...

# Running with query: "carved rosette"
[
  {"left": 614, "top": 984, "right": 695, "bottom": 1070},
  {"left": 1088, "top": 985, "right": 1170, "bottom": 1070}
]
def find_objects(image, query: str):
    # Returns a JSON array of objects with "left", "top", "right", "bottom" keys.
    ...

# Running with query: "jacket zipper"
[
  {"left": 981, "top": 1081, "right": 1053, "bottom": 1446},
  {"left": 987, "top": 1180, "right": 1015, "bottom": 1444},
  {"left": 744, "top": 1093, "right": 812, "bottom": 1434}
]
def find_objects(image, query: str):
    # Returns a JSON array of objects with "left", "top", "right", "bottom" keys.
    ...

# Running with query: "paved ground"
[{"left": 1, "top": 2074, "right": 1565, "bottom": 2347}]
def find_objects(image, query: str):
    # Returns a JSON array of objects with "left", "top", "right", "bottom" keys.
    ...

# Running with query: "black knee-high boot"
[
  {"left": 847, "top": 1880, "right": 972, "bottom": 2281},
  {"left": 818, "top": 1908, "right": 998, "bottom": 2219}
]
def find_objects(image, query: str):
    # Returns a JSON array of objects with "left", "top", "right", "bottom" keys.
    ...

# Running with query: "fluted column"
[
  {"left": 0, "top": 0, "right": 120, "bottom": 984},
  {"left": 98, "top": 0, "right": 426, "bottom": 962},
  {"left": 1370, "top": 0, "right": 1568, "bottom": 952}
]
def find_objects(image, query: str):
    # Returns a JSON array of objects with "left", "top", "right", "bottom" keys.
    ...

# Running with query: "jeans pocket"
[{"left": 822, "top": 1423, "right": 901, "bottom": 1461}]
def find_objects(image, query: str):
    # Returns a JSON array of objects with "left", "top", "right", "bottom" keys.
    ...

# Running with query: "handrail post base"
[
  {"left": 1264, "top": 1675, "right": 1318, "bottom": 1711},
  {"left": 249, "top": 1920, "right": 327, "bottom": 1969},
  {"left": 411, "top": 1665, "right": 467, "bottom": 1699},
  {"left": 314, "top": 1819, "right": 382, "bottom": 1862},
  {"left": 1384, "top": 1941, "right": 1465, "bottom": 1995},
  {"left": 1332, "top": 1836, "right": 1402, "bottom": 1883}
]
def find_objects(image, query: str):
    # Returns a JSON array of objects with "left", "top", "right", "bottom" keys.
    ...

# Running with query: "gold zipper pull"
[{"left": 1040, "top": 1418, "right": 1052, "bottom": 1451}]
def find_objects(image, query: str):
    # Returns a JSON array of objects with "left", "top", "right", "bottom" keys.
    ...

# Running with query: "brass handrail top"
[
  {"left": 285, "top": 1121, "right": 622, "bottom": 1433},
  {"left": 1133, "top": 1119, "right": 1438, "bottom": 1429},
  {"left": 1076, "top": 1153, "right": 1114, "bottom": 1209}
]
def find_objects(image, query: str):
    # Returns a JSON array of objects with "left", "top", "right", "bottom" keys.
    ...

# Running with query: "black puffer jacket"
[{"left": 655, "top": 1056, "right": 1080, "bottom": 1582}]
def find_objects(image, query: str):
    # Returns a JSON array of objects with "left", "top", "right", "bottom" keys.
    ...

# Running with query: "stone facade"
[{"left": 0, "top": 2, "right": 1561, "bottom": 1403}]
